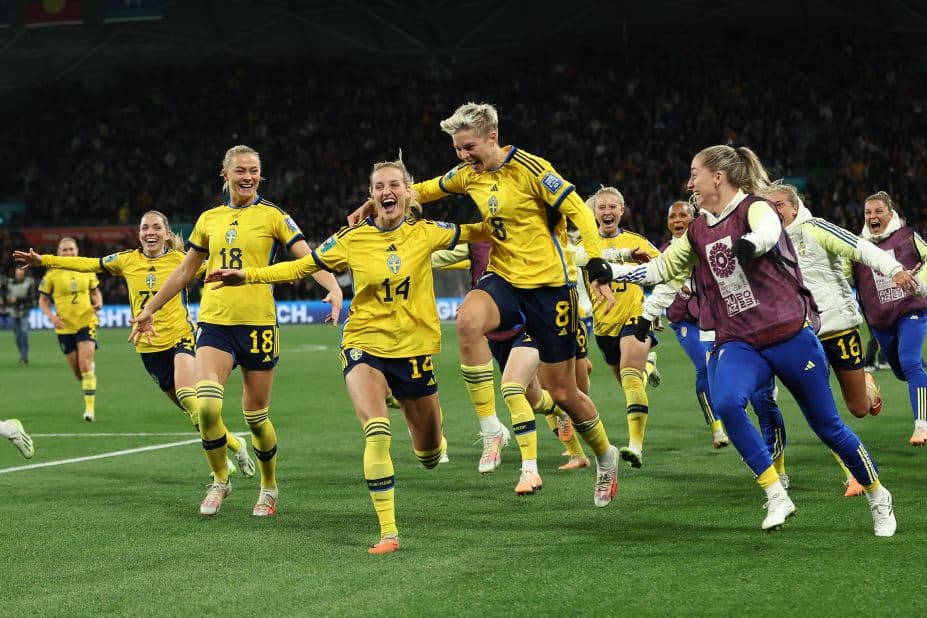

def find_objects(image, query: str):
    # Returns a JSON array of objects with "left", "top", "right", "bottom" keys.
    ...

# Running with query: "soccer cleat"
[
  {"left": 438, "top": 445, "right": 450, "bottom": 464},
  {"left": 864, "top": 373, "right": 883, "bottom": 416},
  {"left": 200, "top": 480, "right": 231, "bottom": 516},
  {"left": 5, "top": 419, "right": 34, "bottom": 459},
  {"left": 558, "top": 456, "right": 590, "bottom": 471},
  {"left": 593, "top": 445, "right": 619, "bottom": 507},
  {"left": 844, "top": 477, "right": 865, "bottom": 497},
  {"left": 514, "top": 469, "right": 543, "bottom": 495},
  {"left": 778, "top": 473, "right": 790, "bottom": 490},
  {"left": 368, "top": 533, "right": 399, "bottom": 555},
  {"left": 619, "top": 446, "right": 643, "bottom": 469},
  {"left": 477, "top": 426, "right": 510, "bottom": 474},
  {"left": 646, "top": 352, "right": 661, "bottom": 387},
  {"left": 909, "top": 427, "right": 927, "bottom": 446},
  {"left": 761, "top": 490, "right": 796, "bottom": 531},
  {"left": 233, "top": 440, "right": 256, "bottom": 478},
  {"left": 556, "top": 414, "right": 575, "bottom": 443},
  {"left": 712, "top": 429, "right": 729, "bottom": 449},
  {"left": 252, "top": 488, "right": 278, "bottom": 517},
  {"left": 83, "top": 410, "right": 95, "bottom": 423},
  {"left": 870, "top": 490, "right": 896, "bottom": 537}
]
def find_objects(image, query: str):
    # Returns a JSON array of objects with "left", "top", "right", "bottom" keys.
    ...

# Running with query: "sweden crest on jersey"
[
  {"left": 146, "top": 272, "right": 156, "bottom": 289},
  {"left": 225, "top": 227, "right": 238, "bottom": 244},
  {"left": 387, "top": 253, "right": 401, "bottom": 274},
  {"left": 488, "top": 195, "right": 499, "bottom": 215}
]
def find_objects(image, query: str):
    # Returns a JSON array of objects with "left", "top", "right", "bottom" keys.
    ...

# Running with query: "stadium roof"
[{"left": 2, "top": 0, "right": 925, "bottom": 93}]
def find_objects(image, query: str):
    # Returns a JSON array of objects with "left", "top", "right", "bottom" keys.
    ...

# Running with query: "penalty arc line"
[{"left": 0, "top": 438, "right": 202, "bottom": 475}]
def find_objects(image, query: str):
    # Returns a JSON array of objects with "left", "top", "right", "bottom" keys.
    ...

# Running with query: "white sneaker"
[
  {"left": 200, "top": 480, "right": 231, "bottom": 516},
  {"left": 778, "top": 473, "right": 790, "bottom": 490},
  {"left": 761, "top": 489, "right": 796, "bottom": 530},
  {"left": 477, "top": 426, "right": 510, "bottom": 474},
  {"left": 870, "top": 490, "right": 896, "bottom": 537},
  {"left": 233, "top": 439, "right": 256, "bottom": 478},
  {"left": 712, "top": 429, "right": 729, "bottom": 449},
  {"left": 83, "top": 410, "right": 95, "bottom": 422},
  {"left": 646, "top": 352, "right": 661, "bottom": 387},
  {"left": 5, "top": 419, "right": 34, "bottom": 459},
  {"left": 593, "top": 445, "right": 619, "bottom": 507}
]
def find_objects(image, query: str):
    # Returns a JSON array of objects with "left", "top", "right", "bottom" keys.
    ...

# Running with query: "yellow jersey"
[
  {"left": 245, "top": 217, "right": 477, "bottom": 357},
  {"left": 587, "top": 230, "right": 660, "bottom": 336},
  {"left": 43, "top": 251, "right": 197, "bottom": 353},
  {"left": 188, "top": 197, "right": 304, "bottom": 326},
  {"left": 37, "top": 269, "right": 99, "bottom": 334},
  {"left": 414, "top": 146, "right": 602, "bottom": 289}
]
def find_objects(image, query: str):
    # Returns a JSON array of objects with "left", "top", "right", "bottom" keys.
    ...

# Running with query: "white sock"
[
  {"left": 915, "top": 420, "right": 927, "bottom": 431},
  {"left": 597, "top": 446, "right": 617, "bottom": 468},
  {"left": 764, "top": 481, "right": 786, "bottom": 499},
  {"left": 479, "top": 415, "right": 504, "bottom": 435},
  {"left": 866, "top": 484, "right": 890, "bottom": 505},
  {"left": 521, "top": 459, "right": 538, "bottom": 474}
]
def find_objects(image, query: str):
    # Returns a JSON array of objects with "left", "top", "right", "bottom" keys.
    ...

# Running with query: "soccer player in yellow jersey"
[
  {"left": 584, "top": 187, "right": 661, "bottom": 469},
  {"left": 349, "top": 102, "right": 621, "bottom": 508},
  {"left": 36, "top": 237, "right": 102, "bottom": 422},
  {"left": 15, "top": 211, "right": 255, "bottom": 478},
  {"left": 129, "top": 145, "right": 343, "bottom": 518},
  {"left": 206, "top": 159, "right": 487, "bottom": 554}
]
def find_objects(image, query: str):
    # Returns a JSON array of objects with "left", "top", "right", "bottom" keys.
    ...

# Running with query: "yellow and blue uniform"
[{"left": 37, "top": 268, "right": 100, "bottom": 353}]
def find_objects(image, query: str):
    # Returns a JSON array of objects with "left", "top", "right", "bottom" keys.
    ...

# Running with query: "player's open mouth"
[
  {"left": 601, "top": 215, "right": 616, "bottom": 225},
  {"left": 381, "top": 197, "right": 398, "bottom": 212},
  {"left": 869, "top": 219, "right": 881, "bottom": 232}
]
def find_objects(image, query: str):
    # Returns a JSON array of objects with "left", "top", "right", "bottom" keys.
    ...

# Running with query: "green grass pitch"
[{"left": 1, "top": 324, "right": 924, "bottom": 616}]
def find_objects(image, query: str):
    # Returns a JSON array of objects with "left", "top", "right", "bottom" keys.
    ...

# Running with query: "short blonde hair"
[
  {"left": 440, "top": 102, "right": 499, "bottom": 137},
  {"left": 585, "top": 186, "right": 625, "bottom": 214}
]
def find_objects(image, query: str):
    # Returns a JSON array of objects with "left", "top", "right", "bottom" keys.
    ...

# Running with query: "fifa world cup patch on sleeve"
[
  {"left": 541, "top": 172, "right": 564, "bottom": 193},
  {"left": 320, "top": 236, "right": 337, "bottom": 253},
  {"left": 444, "top": 168, "right": 458, "bottom": 181},
  {"left": 284, "top": 216, "right": 301, "bottom": 233},
  {"left": 436, "top": 221, "right": 453, "bottom": 229},
  {"left": 104, "top": 254, "right": 118, "bottom": 263}
]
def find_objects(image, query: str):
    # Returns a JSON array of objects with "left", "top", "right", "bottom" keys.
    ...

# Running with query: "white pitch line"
[
  {"left": 33, "top": 432, "right": 197, "bottom": 437},
  {"left": 0, "top": 438, "right": 201, "bottom": 475}
]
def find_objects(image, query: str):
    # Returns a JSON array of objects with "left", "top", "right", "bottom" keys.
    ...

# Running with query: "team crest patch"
[
  {"left": 488, "top": 195, "right": 499, "bottom": 215},
  {"left": 224, "top": 227, "right": 238, "bottom": 245},
  {"left": 103, "top": 254, "right": 118, "bottom": 263},
  {"left": 436, "top": 221, "right": 453, "bottom": 229},
  {"left": 145, "top": 273, "right": 156, "bottom": 289},
  {"left": 284, "top": 216, "right": 301, "bottom": 233},
  {"left": 348, "top": 348, "right": 363, "bottom": 361},
  {"left": 320, "top": 236, "right": 336, "bottom": 253},
  {"left": 387, "top": 253, "right": 401, "bottom": 274},
  {"left": 541, "top": 172, "right": 564, "bottom": 193}
]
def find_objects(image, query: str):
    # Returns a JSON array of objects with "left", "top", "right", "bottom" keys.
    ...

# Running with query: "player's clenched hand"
[
  {"left": 591, "top": 281, "right": 615, "bottom": 314},
  {"left": 204, "top": 268, "right": 247, "bottom": 289}
]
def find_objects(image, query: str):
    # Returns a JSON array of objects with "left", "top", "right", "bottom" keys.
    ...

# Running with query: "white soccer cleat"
[
  {"left": 5, "top": 419, "right": 34, "bottom": 459},
  {"left": 477, "top": 426, "right": 510, "bottom": 474},
  {"left": 762, "top": 489, "right": 796, "bottom": 531},
  {"left": 233, "top": 439, "right": 256, "bottom": 478},
  {"left": 83, "top": 410, "right": 95, "bottom": 423},
  {"left": 646, "top": 352, "right": 661, "bottom": 387},
  {"left": 619, "top": 446, "right": 643, "bottom": 469},
  {"left": 778, "top": 473, "right": 790, "bottom": 490},
  {"left": 593, "top": 445, "right": 619, "bottom": 507},
  {"left": 870, "top": 490, "right": 896, "bottom": 537},
  {"left": 253, "top": 488, "right": 278, "bottom": 517},
  {"left": 200, "top": 480, "right": 231, "bottom": 516}
]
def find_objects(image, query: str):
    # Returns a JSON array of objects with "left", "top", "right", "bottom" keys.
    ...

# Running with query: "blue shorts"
[
  {"left": 196, "top": 322, "right": 279, "bottom": 370},
  {"left": 488, "top": 330, "right": 536, "bottom": 371},
  {"left": 594, "top": 317, "right": 659, "bottom": 366},
  {"left": 819, "top": 329, "right": 864, "bottom": 371},
  {"left": 141, "top": 335, "right": 196, "bottom": 391},
  {"left": 478, "top": 273, "right": 577, "bottom": 363},
  {"left": 58, "top": 326, "right": 98, "bottom": 355},
  {"left": 340, "top": 347, "right": 437, "bottom": 400}
]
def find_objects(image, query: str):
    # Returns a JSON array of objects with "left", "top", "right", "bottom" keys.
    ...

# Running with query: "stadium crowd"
[{"left": 3, "top": 36, "right": 926, "bottom": 304}]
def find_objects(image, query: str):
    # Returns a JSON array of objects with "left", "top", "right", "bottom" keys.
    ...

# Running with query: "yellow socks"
[
  {"left": 196, "top": 380, "right": 229, "bottom": 482},
  {"left": 81, "top": 371, "right": 96, "bottom": 414},
  {"left": 620, "top": 367, "right": 648, "bottom": 453},
  {"left": 364, "top": 417, "right": 397, "bottom": 537},
  {"left": 573, "top": 414, "right": 610, "bottom": 457},
  {"left": 414, "top": 435, "right": 446, "bottom": 469},
  {"left": 501, "top": 382, "right": 537, "bottom": 469},
  {"left": 175, "top": 386, "right": 199, "bottom": 427},
  {"left": 244, "top": 406, "right": 277, "bottom": 490},
  {"left": 461, "top": 362, "right": 501, "bottom": 433},
  {"left": 757, "top": 465, "right": 781, "bottom": 490}
]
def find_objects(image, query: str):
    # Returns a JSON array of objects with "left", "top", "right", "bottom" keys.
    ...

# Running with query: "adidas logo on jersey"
[
  {"left": 386, "top": 244, "right": 397, "bottom": 252},
  {"left": 148, "top": 266, "right": 156, "bottom": 272},
  {"left": 490, "top": 184, "right": 499, "bottom": 192},
  {"left": 804, "top": 360, "right": 815, "bottom": 371},
  {"left": 558, "top": 328, "right": 568, "bottom": 335},
  {"left": 427, "top": 377, "right": 436, "bottom": 386},
  {"left": 263, "top": 355, "right": 271, "bottom": 362},
  {"left": 230, "top": 220, "right": 239, "bottom": 225}
]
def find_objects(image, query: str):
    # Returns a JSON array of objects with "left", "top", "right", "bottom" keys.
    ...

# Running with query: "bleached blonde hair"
[{"left": 439, "top": 102, "right": 499, "bottom": 137}]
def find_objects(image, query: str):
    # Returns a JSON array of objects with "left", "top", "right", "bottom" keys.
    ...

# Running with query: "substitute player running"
[
  {"left": 15, "top": 211, "right": 255, "bottom": 478},
  {"left": 129, "top": 145, "right": 342, "bottom": 517},
  {"left": 37, "top": 237, "right": 102, "bottom": 422},
  {"left": 206, "top": 158, "right": 486, "bottom": 554}
]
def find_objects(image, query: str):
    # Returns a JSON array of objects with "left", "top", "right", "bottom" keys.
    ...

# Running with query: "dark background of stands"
[{"left": 2, "top": 0, "right": 927, "bottom": 303}]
